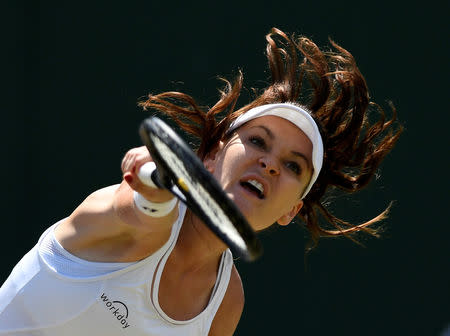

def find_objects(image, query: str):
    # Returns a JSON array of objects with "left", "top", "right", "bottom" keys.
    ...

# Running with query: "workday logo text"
[{"left": 100, "top": 293, "right": 131, "bottom": 329}]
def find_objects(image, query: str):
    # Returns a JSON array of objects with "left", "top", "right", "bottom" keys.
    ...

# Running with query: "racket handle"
[{"left": 137, "top": 162, "right": 164, "bottom": 189}]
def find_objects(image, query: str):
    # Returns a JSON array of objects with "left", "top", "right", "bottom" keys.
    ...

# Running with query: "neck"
[{"left": 172, "top": 210, "right": 228, "bottom": 273}]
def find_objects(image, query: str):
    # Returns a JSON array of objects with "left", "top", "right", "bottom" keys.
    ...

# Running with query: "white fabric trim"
[{"left": 39, "top": 223, "right": 135, "bottom": 278}]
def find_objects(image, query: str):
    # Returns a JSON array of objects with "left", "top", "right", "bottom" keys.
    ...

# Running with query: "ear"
[
  {"left": 277, "top": 200, "right": 303, "bottom": 226},
  {"left": 203, "top": 141, "right": 224, "bottom": 173}
]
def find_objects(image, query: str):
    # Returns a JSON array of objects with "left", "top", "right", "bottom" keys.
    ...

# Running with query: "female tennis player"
[{"left": 0, "top": 28, "right": 402, "bottom": 335}]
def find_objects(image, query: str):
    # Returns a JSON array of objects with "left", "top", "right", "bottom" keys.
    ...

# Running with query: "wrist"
[{"left": 133, "top": 191, "right": 177, "bottom": 218}]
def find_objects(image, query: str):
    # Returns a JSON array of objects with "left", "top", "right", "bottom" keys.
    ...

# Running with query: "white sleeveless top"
[{"left": 0, "top": 203, "right": 233, "bottom": 335}]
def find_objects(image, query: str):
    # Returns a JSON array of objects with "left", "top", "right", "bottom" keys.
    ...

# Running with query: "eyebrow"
[
  {"left": 291, "top": 151, "right": 310, "bottom": 168},
  {"left": 254, "top": 125, "right": 274, "bottom": 139},
  {"left": 251, "top": 125, "right": 311, "bottom": 169}
]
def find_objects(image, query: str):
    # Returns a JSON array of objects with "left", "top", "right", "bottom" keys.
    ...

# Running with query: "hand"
[{"left": 121, "top": 146, "right": 173, "bottom": 202}]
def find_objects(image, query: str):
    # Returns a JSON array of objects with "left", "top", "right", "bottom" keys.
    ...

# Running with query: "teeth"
[{"left": 248, "top": 180, "right": 264, "bottom": 196}]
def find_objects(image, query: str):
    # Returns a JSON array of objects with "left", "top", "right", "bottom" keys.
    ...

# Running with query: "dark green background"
[{"left": 3, "top": 1, "right": 449, "bottom": 335}]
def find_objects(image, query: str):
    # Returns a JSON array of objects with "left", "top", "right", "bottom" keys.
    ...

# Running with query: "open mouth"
[{"left": 240, "top": 180, "right": 265, "bottom": 199}]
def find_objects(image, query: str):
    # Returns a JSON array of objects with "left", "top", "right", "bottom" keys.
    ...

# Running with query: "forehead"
[
  {"left": 237, "top": 115, "right": 313, "bottom": 160},
  {"left": 241, "top": 116, "right": 312, "bottom": 142}
]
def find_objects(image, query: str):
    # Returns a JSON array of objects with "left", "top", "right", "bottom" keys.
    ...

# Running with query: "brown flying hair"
[{"left": 139, "top": 27, "right": 403, "bottom": 250}]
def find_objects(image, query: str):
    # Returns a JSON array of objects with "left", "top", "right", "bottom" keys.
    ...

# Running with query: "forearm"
[{"left": 113, "top": 179, "right": 179, "bottom": 233}]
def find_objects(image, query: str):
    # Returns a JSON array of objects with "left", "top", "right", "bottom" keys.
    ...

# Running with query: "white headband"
[{"left": 227, "top": 103, "right": 323, "bottom": 199}]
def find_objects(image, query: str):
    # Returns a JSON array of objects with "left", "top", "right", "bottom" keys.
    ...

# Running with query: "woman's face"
[{"left": 204, "top": 116, "right": 313, "bottom": 231}]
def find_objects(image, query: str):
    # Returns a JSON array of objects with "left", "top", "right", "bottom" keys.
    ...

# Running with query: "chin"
[{"left": 226, "top": 189, "right": 265, "bottom": 226}]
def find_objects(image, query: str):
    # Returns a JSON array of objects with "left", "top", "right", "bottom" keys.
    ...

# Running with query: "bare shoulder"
[
  {"left": 54, "top": 184, "right": 126, "bottom": 249},
  {"left": 209, "top": 264, "right": 245, "bottom": 336},
  {"left": 54, "top": 181, "right": 177, "bottom": 262},
  {"left": 56, "top": 184, "right": 122, "bottom": 237}
]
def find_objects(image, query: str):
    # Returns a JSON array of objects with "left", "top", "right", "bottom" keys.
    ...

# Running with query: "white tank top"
[{"left": 0, "top": 203, "right": 233, "bottom": 335}]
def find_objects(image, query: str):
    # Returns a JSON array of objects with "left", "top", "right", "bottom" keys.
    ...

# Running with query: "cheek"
[
  {"left": 274, "top": 180, "right": 303, "bottom": 208},
  {"left": 212, "top": 145, "right": 247, "bottom": 178}
]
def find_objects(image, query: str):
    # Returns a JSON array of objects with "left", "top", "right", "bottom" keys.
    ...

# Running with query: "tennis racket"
[{"left": 137, "top": 117, "right": 263, "bottom": 261}]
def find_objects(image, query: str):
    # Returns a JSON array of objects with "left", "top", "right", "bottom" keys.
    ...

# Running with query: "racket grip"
[{"left": 137, "top": 162, "right": 164, "bottom": 189}]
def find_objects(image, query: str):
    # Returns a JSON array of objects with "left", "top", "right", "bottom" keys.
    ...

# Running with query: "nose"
[{"left": 258, "top": 157, "right": 279, "bottom": 176}]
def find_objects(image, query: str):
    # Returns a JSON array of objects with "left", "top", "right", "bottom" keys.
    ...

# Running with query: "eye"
[
  {"left": 285, "top": 161, "right": 301, "bottom": 175},
  {"left": 249, "top": 136, "right": 266, "bottom": 149}
]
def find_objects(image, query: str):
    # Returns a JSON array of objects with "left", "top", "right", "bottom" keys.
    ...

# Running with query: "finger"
[
  {"left": 123, "top": 169, "right": 173, "bottom": 202},
  {"left": 121, "top": 155, "right": 128, "bottom": 173},
  {"left": 123, "top": 171, "right": 152, "bottom": 198},
  {"left": 122, "top": 156, "right": 133, "bottom": 173},
  {"left": 121, "top": 151, "right": 136, "bottom": 173}
]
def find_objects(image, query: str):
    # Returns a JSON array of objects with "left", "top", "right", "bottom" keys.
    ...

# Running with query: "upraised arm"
[{"left": 53, "top": 146, "right": 180, "bottom": 262}]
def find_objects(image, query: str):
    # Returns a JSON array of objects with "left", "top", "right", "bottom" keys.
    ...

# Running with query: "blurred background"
[{"left": 2, "top": 1, "right": 449, "bottom": 335}]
